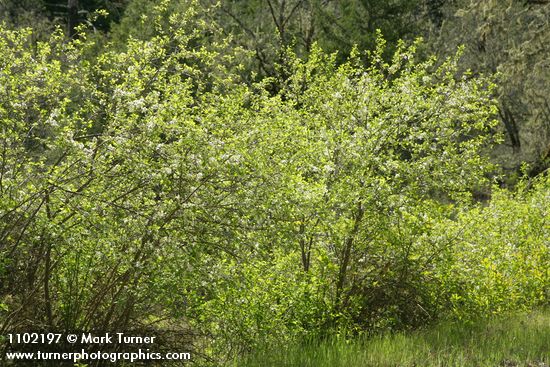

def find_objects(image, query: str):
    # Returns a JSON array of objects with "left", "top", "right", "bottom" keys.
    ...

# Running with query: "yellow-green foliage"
[
  {"left": 0, "top": 4, "right": 548, "bottom": 365},
  {"left": 429, "top": 176, "right": 549, "bottom": 320}
]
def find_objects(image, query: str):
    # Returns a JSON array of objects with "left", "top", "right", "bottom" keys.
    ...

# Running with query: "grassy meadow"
[{"left": 236, "top": 310, "right": 550, "bottom": 367}]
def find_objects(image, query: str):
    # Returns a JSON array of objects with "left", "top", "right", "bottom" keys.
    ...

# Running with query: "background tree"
[
  {"left": 430, "top": 0, "right": 550, "bottom": 178},
  {"left": 0, "top": 0, "right": 129, "bottom": 34},
  {"left": 112, "top": 0, "right": 428, "bottom": 84}
]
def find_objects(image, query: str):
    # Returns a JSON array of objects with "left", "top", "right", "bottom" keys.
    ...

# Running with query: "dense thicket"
[
  {"left": 2, "top": 0, "right": 549, "bottom": 174},
  {"left": 0, "top": 1, "right": 549, "bottom": 366}
]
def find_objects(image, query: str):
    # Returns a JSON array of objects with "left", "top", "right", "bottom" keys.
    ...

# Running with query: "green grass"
[{"left": 235, "top": 309, "right": 550, "bottom": 367}]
